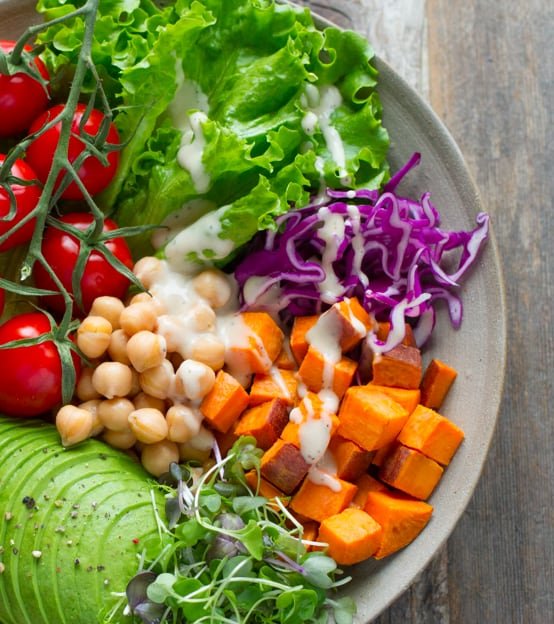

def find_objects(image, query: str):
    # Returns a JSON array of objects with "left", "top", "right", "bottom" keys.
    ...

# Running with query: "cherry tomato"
[
  {"left": 26, "top": 103, "right": 120, "bottom": 200},
  {"left": 0, "top": 40, "right": 50, "bottom": 138},
  {"left": 0, "top": 155, "right": 41, "bottom": 252},
  {"left": 0, "top": 312, "right": 81, "bottom": 417},
  {"left": 33, "top": 213, "right": 133, "bottom": 315}
]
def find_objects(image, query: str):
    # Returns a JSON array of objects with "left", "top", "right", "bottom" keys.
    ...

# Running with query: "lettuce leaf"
[{"left": 36, "top": 0, "right": 390, "bottom": 263}]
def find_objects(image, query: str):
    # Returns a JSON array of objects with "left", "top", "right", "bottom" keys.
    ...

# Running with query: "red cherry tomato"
[
  {"left": 0, "top": 40, "right": 50, "bottom": 138},
  {"left": 33, "top": 213, "right": 133, "bottom": 314},
  {"left": 26, "top": 103, "right": 120, "bottom": 200},
  {"left": 0, "top": 155, "right": 41, "bottom": 252},
  {"left": 0, "top": 312, "right": 81, "bottom": 417}
]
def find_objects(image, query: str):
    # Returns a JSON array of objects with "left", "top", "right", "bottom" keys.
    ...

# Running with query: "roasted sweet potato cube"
[
  {"left": 366, "top": 384, "right": 421, "bottom": 415},
  {"left": 261, "top": 439, "right": 310, "bottom": 494},
  {"left": 378, "top": 443, "right": 443, "bottom": 500},
  {"left": 227, "top": 312, "right": 284, "bottom": 374},
  {"left": 298, "top": 346, "right": 357, "bottom": 398},
  {"left": 338, "top": 387, "right": 408, "bottom": 451},
  {"left": 318, "top": 507, "right": 382, "bottom": 565},
  {"left": 245, "top": 469, "right": 289, "bottom": 507},
  {"left": 364, "top": 490, "right": 433, "bottom": 559},
  {"left": 371, "top": 443, "right": 394, "bottom": 467},
  {"left": 329, "top": 435, "right": 374, "bottom": 481},
  {"left": 274, "top": 344, "right": 297, "bottom": 371},
  {"left": 372, "top": 344, "right": 422, "bottom": 389},
  {"left": 397, "top": 404, "right": 464, "bottom": 465},
  {"left": 324, "top": 297, "right": 374, "bottom": 352},
  {"left": 420, "top": 359, "right": 458, "bottom": 409},
  {"left": 301, "top": 521, "right": 320, "bottom": 544},
  {"left": 200, "top": 370, "right": 249, "bottom": 433},
  {"left": 234, "top": 399, "right": 289, "bottom": 450},
  {"left": 290, "top": 315, "right": 319, "bottom": 364},
  {"left": 249, "top": 369, "right": 298, "bottom": 406},
  {"left": 376, "top": 322, "right": 417, "bottom": 347},
  {"left": 350, "top": 473, "right": 388, "bottom": 509},
  {"left": 290, "top": 477, "right": 358, "bottom": 522}
]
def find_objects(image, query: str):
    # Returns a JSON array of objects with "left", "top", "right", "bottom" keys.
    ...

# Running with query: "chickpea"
[
  {"left": 174, "top": 359, "right": 215, "bottom": 401},
  {"left": 89, "top": 296, "right": 125, "bottom": 331},
  {"left": 119, "top": 302, "right": 158, "bottom": 335},
  {"left": 129, "top": 292, "right": 165, "bottom": 315},
  {"left": 139, "top": 359, "right": 174, "bottom": 400},
  {"left": 102, "top": 428, "right": 137, "bottom": 450},
  {"left": 133, "top": 392, "right": 166, "bottom": 412},
  {"left": 76, "top": 368, "right": 101, "bottom": 402},
  {"left": 188, "top": 334, "right": 225, "bottom": 371},
  {"left": 166, "top": 404, "right": 202, "bottom": 443},
  {"left": 127, "top": 331, "right": 167, "bottom": 373},
  {"left": 77, "top": 316, "right": 112, "bottom": 359},
  {"left": 192, "top": 269, "right": 232, "bottom": 309},
  {"left": 129, "top": 368, "right": 141, "bottom": 398},
  {"left": 107, "top": 329, "right": 131, "bottom": 365},
  {"left": 128, "top": 408, "right": 168, "bottom": 444},
  {"left": 98, "top": 398, "right": 135, "bottom": 432},
  {"left": 78, "top": 399, "right": 103, "bottom": 437},
  {"left": 141, "top": 440, "right": 179, "bottom": 477},
  {"left": 178, "top": 425, "right": 214, "bottom": 463},
  {"left": 156, "top": 315, "right": 185, "bottom": 353},
  {"left": 92, "top": 362, "right": 133, "bottom": 399},
  {"left": 56, "top": 405, "right": 94, "bottom": 447},
  {"left": 133, "top": 256, "right": 164, "bottom": 289},
  {"left": 188, "top": 303, "right": 216, "bottom": 332}
]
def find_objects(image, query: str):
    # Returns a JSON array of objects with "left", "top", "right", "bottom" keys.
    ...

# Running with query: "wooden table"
[{"left": 300, "top": 1, "right": 554, "bottom": 622}]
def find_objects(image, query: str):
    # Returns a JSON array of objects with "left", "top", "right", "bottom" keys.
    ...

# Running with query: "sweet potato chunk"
[
  {"left": 274, "top": 344, "right": 297, "bottom": 371},
  {"left": 301, "top": 521, "right": 320, "bottom": 544},
  {"left": 329, "top": 435, "right": 374, "bottom": 481},
  {"left": 378, "top": 443, "right": 443, "bottom": 500},
  {"left": 245, "top": 469, "right": 289, "bottom": 507},
  {"left": 249, "top": 369, "right": 298, "bottom": 406},
  {"left": 364, "top": 490, "right": 433, "bottom": 559},
  {"left": 397, "top": 404, "right": 464, "bottom": 465},
  {"left": 350, "top": 473, "right": 387, "bottom": 509},
  {"left": 420, "top": 359, "right": 458, "bottom": 409},
  {"left": 298, "top": 346, "right": 357, "bottom": 398},
  {"left": 371, "top": 443, "right": 394, "bottom": 467},
  {"left": 318, "top": 507, "right": 382, "bottom": 565},
  {"left": 338, "top": 387, "right": 408, "bottom": 451},
  {"left": 372, "top": 344, "right": 422, "bottom": 389},
  {"left": 290, "top": 477, "right": 358, "bottom": 522},
  {"left": 261, "top": 439, "right": 310, "bottom": 494},
  {"left": 234, "top": 399, "right": 289, "bottom": 450},
  {"left": 290, "top": 315, "right": 319, "bottom": 364},
  {"left": 324, "top": 297, "right": 373, "bottom": 352},
  {"left": 200, "top": 370, "right": 249, "bottom": 433},
  {"left": 366, "top": 384, "right": 421, "bottom": 415},
  {"left": 376, "top": 322, "right": 417, "bottom": 347},
  {"left": 228, "top": 312, "right": 284, "bottom": 374}
]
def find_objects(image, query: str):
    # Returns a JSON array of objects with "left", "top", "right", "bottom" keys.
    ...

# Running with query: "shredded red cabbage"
[{"left": 234, "top": 154, "right": 489, "bottom": 350}]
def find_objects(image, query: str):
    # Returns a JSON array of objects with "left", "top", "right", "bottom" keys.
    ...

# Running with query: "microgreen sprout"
[{"left": 127, "top": 437, "right": 355, "bottom": 623}]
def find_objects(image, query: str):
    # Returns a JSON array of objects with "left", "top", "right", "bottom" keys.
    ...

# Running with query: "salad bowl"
[{"left": 0, "top": 0, "right": 506, "bottom": 621}]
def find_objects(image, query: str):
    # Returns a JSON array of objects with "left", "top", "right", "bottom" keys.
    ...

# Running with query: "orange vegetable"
[
  {"left": 234, "top": 399, "right": 289, "bottom": 450},
  {"left": 337, "top": 386, "right": 408, "bottom": 451},
  {"left": 376, "top": 321, "right": 417, "bottom": 347},
  {"left": 245, "top": 469, "right": 289, "bottom": 507},
  {"left": 420, "top": 359, "right": 458, "bottom": 409},
  {"left": 274, "top": 344, "right": 297, "bottom": 371},
  {"left": 378, "top": 443, "right": 443, "bottom": 500},
  {"left": 249, "top": 369, "right": 298, "bottom": 406},
  {"left": 200, "top": 370, "right": 249, "bottom": 433},
  {"left": 260, "top": 439, "right": 310, "bottom": 494},
  {"left": 372, "top": 344, "right": 422, "bottom": 389},
  {"left": 318, "top": 507, "right": 382, "bottom": 565},
  {"left": 364, "top": 490, "right": 433, "bottom": 559},
  {"left": 213, "top": 426, "right": 239, "bottom": 456},
  {"left": 300, "top": 521, "right": 320, "bottom": 545},
  {"left": 350, "top": 473, "right": 387, "bottom": 509},
  {"left": 228, "top": 312, "right": 284, "bottom": 374},
  {"left": 328, "top": 435, "right": 374, "bottom": 481},
  {"left": 324, "top": 297, "right": 374, "bottom": 352},
  {"left": 290, "top": 477, "right": 357, "bottom": 522},
  {"left": 397, "top": 404, "right": 464, "bottom": 465},
  {"left": 298, "top": 346, "right": 357, "bottom": 398},
  {"left": 366, "top": 383, "right": 421, "bottom": 415},
  {"left": 371, "top": 443, "right": 394, "bottom": 468},
  {"left": 290, "top": 315, "right": 318, "bottom": 364}
]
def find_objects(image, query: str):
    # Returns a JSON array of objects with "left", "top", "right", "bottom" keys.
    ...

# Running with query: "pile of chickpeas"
[{"left": 55, "top": 257, "right": 233, "bottom": 477}]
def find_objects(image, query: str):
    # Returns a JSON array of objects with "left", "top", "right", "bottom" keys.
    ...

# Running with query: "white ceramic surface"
[{"left": 0, "top": 1, "right": 506, "bottom": 622}]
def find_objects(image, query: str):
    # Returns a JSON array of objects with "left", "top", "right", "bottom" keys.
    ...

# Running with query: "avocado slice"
[{"left": 0, "top": 418, "right": 165, "bottom": 624}]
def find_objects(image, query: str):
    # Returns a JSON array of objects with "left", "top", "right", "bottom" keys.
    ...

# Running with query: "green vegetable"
[
  {"left": 0, "top": 418, "right": 164, "bottom": 624},
  {"left": 126, "top": 437, "right": 355, "bottom": 623},
  {"left": 36, "top": 0, "right": 390, "bottom": 259}
]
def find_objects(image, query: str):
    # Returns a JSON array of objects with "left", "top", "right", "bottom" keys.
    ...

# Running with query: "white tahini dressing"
[
  {"left": 177, "top": 111, "right": 211, "bottom": 193},
  {"left": 314, "top": 206, "right": 346, "bottom": 303}
]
